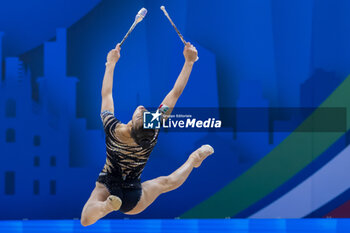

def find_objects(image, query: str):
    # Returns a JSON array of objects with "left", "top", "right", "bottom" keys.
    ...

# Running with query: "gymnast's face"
[{"left": 132, "top": 105, "right": 146, "bottom": 128}]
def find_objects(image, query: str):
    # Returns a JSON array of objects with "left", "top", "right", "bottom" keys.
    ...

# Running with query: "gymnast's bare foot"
[
  {"left": 106, "top": 195, "right": 122, "bottom": 211},
  {"left": 190, "top": 145, "right": 214, "bottom": 168}
]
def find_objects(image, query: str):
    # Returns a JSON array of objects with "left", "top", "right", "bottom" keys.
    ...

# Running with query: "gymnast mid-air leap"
[{"left": 80, "top": 42, "right": 214, "bottom": 226}]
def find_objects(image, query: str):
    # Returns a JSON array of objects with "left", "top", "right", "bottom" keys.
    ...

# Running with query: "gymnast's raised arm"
[
  {"left": 159, "top": 42, "right": 198, "bottom": 118},
  {"left": 101, "top": 44, "right": 121, "bottom": 113}
]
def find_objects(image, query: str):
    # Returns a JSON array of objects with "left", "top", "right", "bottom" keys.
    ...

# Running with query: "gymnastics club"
[
  {"left": 119, "top": 8, "right": 148, "bottom": 47},
  {"left": 160, "top": 6, "right": 198, "bottom": 61},
  {"left": 160, "top": 6, "right": 186, "bottom": 45}
]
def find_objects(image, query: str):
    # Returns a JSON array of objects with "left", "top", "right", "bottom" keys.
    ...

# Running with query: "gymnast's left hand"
[{"left": 106, "top": 43, "right": 121, "bottom": 65}]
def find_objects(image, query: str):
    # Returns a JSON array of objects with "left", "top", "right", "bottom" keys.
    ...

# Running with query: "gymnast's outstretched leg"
[
  {"left": 125, "top": 145, "right": 214, "bottom": 215},
  {"left": 80, "top": 183, "right": 121, "bottom": 226}
]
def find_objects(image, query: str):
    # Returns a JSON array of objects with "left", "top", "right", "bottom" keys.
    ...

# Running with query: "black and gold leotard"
[{"left": 99, "top": 110, "right": 159, "bottom": 181}]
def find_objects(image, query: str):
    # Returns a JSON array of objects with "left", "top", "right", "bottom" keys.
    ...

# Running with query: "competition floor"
[{"left": 1, "top": 219, "right": 349, "bottom": 233}]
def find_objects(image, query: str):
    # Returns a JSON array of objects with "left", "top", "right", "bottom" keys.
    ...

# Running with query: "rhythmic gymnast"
[{"left": 81, "top": 42, "right": 214, "bottom": 226}]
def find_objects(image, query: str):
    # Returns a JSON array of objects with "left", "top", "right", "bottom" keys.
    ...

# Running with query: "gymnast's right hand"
[
  {"left": 106, "top": 43, "right": 121, "bottom": 65},
  {"left": 183, "top": 42, "right": 198, "bottom": 63}
]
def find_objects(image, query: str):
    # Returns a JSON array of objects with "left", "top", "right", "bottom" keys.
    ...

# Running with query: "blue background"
[{"left": 1, "top": 0, "right": 350, "bottom": 220}]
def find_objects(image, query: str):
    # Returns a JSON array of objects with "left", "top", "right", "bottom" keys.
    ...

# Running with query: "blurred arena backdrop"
[{"left": 1, "top": 0, "right": 350, "bottom": 221}]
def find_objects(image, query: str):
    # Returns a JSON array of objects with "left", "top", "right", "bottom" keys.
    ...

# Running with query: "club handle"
[
  {"left": 119, "top": 22, "right": 137, "bottom": 47},
  {"left": 119, "top": 37, "right": 127, "bottom": 47}
]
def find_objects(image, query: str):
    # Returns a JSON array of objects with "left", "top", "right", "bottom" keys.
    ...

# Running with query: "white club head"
[
  {"left": 135, "top": 8, "right": 147, "bottom": 23},
  {"left": 160, "top": 6, "right": 167, "bottom": 15}
]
